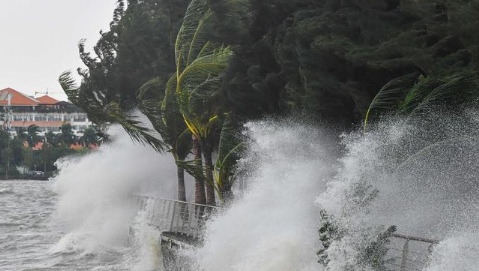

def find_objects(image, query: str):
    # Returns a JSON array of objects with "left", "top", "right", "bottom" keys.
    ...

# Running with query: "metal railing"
[
  {"left": 386, "top": 233, "right": 439, "bottom": 271},
  {"left": 129, "top": 195, "right": 440, "bottom": 271},
  {"left": 129, "top": 194, "right": 218, "bottom": 240}
]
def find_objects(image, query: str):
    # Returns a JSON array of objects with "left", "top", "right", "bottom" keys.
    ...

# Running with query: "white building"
[{"left": 0, "top": 88, "right": 93, "bottom": 137}]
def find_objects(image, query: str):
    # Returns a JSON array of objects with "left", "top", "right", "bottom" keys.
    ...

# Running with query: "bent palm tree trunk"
[
  {"left": 176, "top": 162, "right": 187, "bottom": 202},
  {"left": 193, "top": 136, "right": 206, "bottom": 205},
  {"left": 203, "top": 149, "right": 216, "bottom": 206}
]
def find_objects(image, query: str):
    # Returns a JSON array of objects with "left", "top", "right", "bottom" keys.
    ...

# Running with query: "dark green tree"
[
  {"left": 58, "top": 124, "right": 76, "bottom": 146},
  {"left": 79, "top": 128, "right": 99, "bottom": 147},
  {"left": 26, "top": 125, "right": 41, "bottom": 148}
]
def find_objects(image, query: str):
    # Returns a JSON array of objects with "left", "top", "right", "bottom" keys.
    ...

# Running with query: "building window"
[
  {"left": 36, "top": 115, "right": 47, "bottom": 121},
  {"left": 74, "top": 116, "right": 86, "bottom": 122},
  {"left": 50, "top": 115, "right": 62, "bottom": 121}
]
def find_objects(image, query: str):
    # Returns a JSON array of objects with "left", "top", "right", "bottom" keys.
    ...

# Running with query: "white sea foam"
[
  {"left": 51, "top": 125, "right": 181, "bottom": 270},
  {"left": 44, "top": 110, "right": 479, "bottom": 270},
  {"left": 192, "top": 111, "right": 479, "bottom": 271},
  {"left": 193, "top": 120, "right": 336, "bottom": 271}
]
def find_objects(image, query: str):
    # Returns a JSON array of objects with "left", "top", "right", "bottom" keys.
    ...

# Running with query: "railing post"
[
  {"left": 169, "top": 201, "right": 177, "bottom": 232},
  {"left": 174, "top": 202, "right": 182, "bottom": 233}
]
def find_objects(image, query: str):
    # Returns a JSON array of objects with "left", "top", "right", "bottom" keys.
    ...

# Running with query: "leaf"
[
  {"left": 104, "top": 103, "right": 167, "bottom": 152},
  {"left": 408, "top": 70, "right": 479, "bottom": 118},
  {"left": 176, "top": 158, "right": 205, "bottom": 181},
  {"left": 214, "top": 114, "right": 244, "bottom": 200},
  {"left": 175, "top": 0, "right": 212, "bottom": 70},
  {"left": 364, "top": 73, "right": 420, "bottom": 131}
]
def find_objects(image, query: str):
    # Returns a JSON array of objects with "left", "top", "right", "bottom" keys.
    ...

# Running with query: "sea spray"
[
  {"left": 129, "top": 199, "right": 165, "bottom": 271},
  {"left": 424, "top": 231, "right": 479, "bottom": 271},
  {"left": 48, "top": 110, "right": 479, "bottom": 270},
  {"left": 51, "top": 125, "right": 182, "bottom": 269},
  {"left": 193, "top": 120, "right": 337, "bottom": 271},
  {"left": 317, "top": 109, "right": 479, "bottom": 270},
  {"left": 185, "top": 110, "right": 479, "bottom": 271}
]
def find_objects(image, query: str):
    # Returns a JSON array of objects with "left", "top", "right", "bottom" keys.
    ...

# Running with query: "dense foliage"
[
  {"left": 61, "top": 0, "right": 479, "bottom": 202},
  {"left": 0, "top": 125, "right": 99, "bottom": 177}
]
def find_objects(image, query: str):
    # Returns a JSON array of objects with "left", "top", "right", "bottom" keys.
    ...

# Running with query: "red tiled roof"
[
  {"left": 23, "top": 141, "right": 98, "bottom": 151},
  {"left": 36, "top": 95, "right": 59, "bottom": 105},
  {"left": 23, "top": 141, "right": 44, "bottom": 151},
  {"left": 0, "top": 88, "right": 39, "bottom": 106},
  {"left": 10, "top": 121, "right": 67, "bottom": 128}
]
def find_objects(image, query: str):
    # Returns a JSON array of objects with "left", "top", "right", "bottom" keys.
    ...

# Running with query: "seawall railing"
[
  {"left": 128, "top": 194, "right": 218, "bottom": 241},
  {"left": 129, "top": 194, "right": 440, "bottom": 270},
  {"left": 387, "top": 233, "right": 439, "bottom": 271}
]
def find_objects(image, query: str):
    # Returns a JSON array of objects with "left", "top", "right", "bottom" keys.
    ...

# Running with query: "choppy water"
[
  {"left": 0, "top": 181, "right": 59, "bottom": 270},
  {"left": 0, "top": 180, "right": 137, "bottom": 271}
]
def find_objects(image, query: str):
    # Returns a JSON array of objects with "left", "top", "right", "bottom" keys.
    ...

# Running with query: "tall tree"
[
  {"left": 58, "top": 124, "right": 76, "bottom": 146},
  {"left": 26, "top": 125, "right": 41, "bottom": 149},
  {"left": 172, "top": 0, "right": 237, "bottom": 205},
  {"left": 79, "top": 128, "right": 99, "bottom": 147},
  {"left": 136, "top": 76, "right": 193, "bottom": 202}
]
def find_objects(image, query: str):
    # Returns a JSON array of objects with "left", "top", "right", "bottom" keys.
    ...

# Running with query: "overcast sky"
[{"left": 0, "top": 0, "right": 117, "bottom": 101}]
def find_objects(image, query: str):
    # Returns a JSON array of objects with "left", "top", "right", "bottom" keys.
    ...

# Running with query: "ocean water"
[
  {"left": 0, "top": 180, "right": 146, "bottom": 271},
  {"left": 0, "top": 180, "right": 61, "bottom": 271},
  {"left": 0, "top": 126, "right": 176, "bottom": 271},
  {"left": 0, "top": 180, "right": 135, "bottom": 271}
]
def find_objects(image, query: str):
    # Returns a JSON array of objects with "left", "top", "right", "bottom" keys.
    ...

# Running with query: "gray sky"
[{"left": 0, "top": 0, "right": 117, "bottom": 101}]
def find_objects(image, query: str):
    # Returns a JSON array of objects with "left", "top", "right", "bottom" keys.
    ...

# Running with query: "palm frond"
[
  {"left": 176, "top": 158, "right": 205, "bottom": 181},
  {"left": 104, "top": 103, "right": 167, "bottom": 152},
  {"left": 398, "top": 75, "right": 443, "bottom": 114},
  {"left": 177, "top": 47, "right": 233, "bottom": 112},
  {"left": 214, "top": 114, "right": 244, "bottom": 200},
  {"left": 175, "top": 0, "right": 212, "bottom": 70},
  {"left": 408, "top": 70, "right": 479, "bottom": 118},
  {"left": 59, "top": 71, "right": 80, "bottom": 104},
  {"left": 364, "top": 73, "right": 420, "bottom": 131},
  {"left": 176, "top": 46, "right": 233, "bottom": 139},
  {"left": 137, "top": 77, "right": 170, "bottom": 141}
]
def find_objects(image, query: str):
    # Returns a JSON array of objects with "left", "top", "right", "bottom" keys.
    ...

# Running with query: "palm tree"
[
  {"left": 136, "top": 76, "right": 193, "bottom": 202},
  {"left": 79, "top": 128, "right": 98, "bottom": 147},
  {"left": 214, "top": 114, "right": 243, "bottom": 203},
  {"left": 16, "top": 127, "right": 27, "bottom": 141},
  {"left": 364, "top": 69, "right": 479, "bottom": 131},
  {"left": 363, "top": 69, "right": 479, "bottom": 172},
  {"left": 26, "top": 125, "right": 41, "bottom": 149},
  {"left": 172, "top": 0, "right": 238, "bottom": 206},
  {"left": 58, "top": 124, "right": 76, "bottom": 146},
  {"left": 60, "top": 0, "right": 251, "bottom": 205},
  {"left": 44, "top": 131, "right": 59, "bottom": 147}
]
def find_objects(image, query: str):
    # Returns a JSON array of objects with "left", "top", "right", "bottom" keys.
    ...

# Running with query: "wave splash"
[
  {"left": 188, "top": 110, "right": 479, "bottom": 271},
  {"left": 49, "top": 109, "right": 479, "bottom": 270},
  {"left": 51, "top": 125, "right": 178, "bottom": 270}
]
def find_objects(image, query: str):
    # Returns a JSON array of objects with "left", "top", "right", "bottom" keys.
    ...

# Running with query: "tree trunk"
[
  {"left": 193, "top": 135, "right": 206, "bottom": 205},
  {"left": 177, "top": 164, "right": 187, "bottom": 202},
  {"left": 203, "top": 149, "right": 216, "bottom": 206}
]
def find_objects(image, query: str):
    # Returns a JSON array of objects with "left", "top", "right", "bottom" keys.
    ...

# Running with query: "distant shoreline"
[{"left": 0, "top": 177, "right": 51, "bottom": 181}]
